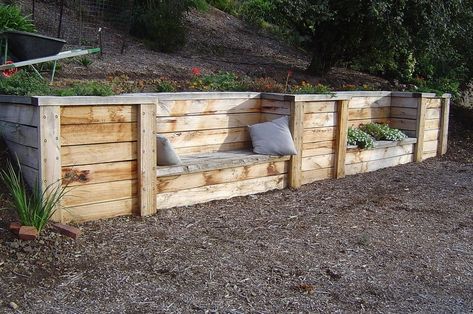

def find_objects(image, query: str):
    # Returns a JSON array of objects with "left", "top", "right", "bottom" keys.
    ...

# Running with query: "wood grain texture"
[
  {"left": 4, "top": 141, "right": 39, "bottom": 169},
  {"left": 423, "top": 140, "right": 438, "bottom": 153},
  {"left": 304, "top": 112, "right": 337, "bottom": 128},
  {"left": 302, "top": 154, "right": 334, "bottom": 171},
  {"left": 157, "top": 98, "right": 260, "bottom": 116},
  {"left": 157, "top": 113, "right": 260, "bottom": 133},
  {"left": 0, "top": 103, "right": 38, "bottom": 126},
  {"left": 62, "top": 142, "right": 137, "bottom": 166},
  {"left": 303, "top": 127, "right": 336, "bottom": 143},
  {"left": 348, "top": 107, "right": 390, "bottom": 120},
  {"left": 390, "top": 118, "right": 417, "bottom": 131},
  {"left": 345, "top": 144, "right": 414, "bottom": 164},
  {"left": 303, "top": 101, "right": 337, "bottom": 114},
  {"left": 260, "top": 99, "right": 290, "bottom": 115},
  {"left": 414, "top": 98, "right": 427, "bottom": 162},
  {"left": 391, "top": 97, "right": 418, "bottom": 108},
  {"left": 165, "top": 127, "right": 250, "bottom": 148},
  {"left": 64, "top": 179, "right": 137, "bottom": 207},
  {"left": 390, "top": 107, "right": 417, "bottom": 119},
  {"left": 0, "top": 121, "right": 38, "bottom": 147},
  {"left": 348, "top": 96, "right": 391, "bottom": 108},
  {"left": 301, "top": 167, "right": 334, "bottom": 185},
  {"left": 156, "top": 174, "right": 287, "bottom": 209},
  {"left": 302, "top": 141, "right": 335, "bottom": 157},
  {"left": 61, "top": 105, "right": 136, "bottom": 124},
  {"left": 424, "top": 129, "right": 440, "bottom": 142},
  {"left": 345, "top": 154, "right": 413, "bottom": 175},
  {"left": 174, "top": 142, "right": 250, "bottom": 155},
  {"left": 62, "top": 161, "right": 137, "bottom": 186},
  {"left": 157, "top": 161, "right": 288, "bottom": 193},
  {"left": 335, "top": 100, "right": 349, "bottom": 178},
  {"left": 61, "top": 122, "right": 137, "bottom": 145},
  {"left": 63, "top": 198, "right": 137, "bottom": 223},
  {"left": 438, "top": 98, "right": 450, "bottom": 155},
  {"left": 348, "top": 118, "right": 389, "bottom": 127},
  {"left": 138, "top": 104, "right": 157, "bottom": 216},
  {"left": 289, "top": 100, "right": 304, "bottom": 188},
  {"left": 426, "top": 108, "right": 441, "bottom": 120}
]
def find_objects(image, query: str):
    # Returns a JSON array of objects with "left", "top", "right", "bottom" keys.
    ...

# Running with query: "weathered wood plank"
[
  {"left": 303, "top": 101, "right": 337, "bottom": 114},
  {"left": 64, "top": 179, "right": 137, "bottom": 207},
  {"left": 423, "top": 140, "right": 438, "bottom": 153},
  {"left": 63, "top": 198, "right": 137, "bottom": 223},
  {"left": 303, "top": 127, "right": 336, "bottom": 143},
  {"left": 260, "top": 99, "right": 290, "bottom": 115},
  {"left": 61, "top": 142, "right": 137, "bottom": 166},
  {"left": 289, "top": 100, "right": 303, "bottom": 188},
  {"left": 62, "top": 161, "right": 137, "bottom": 186},
  {"left": 0, "top": 121, "right": 38, "bottom": 147},
  {"left": 390, "top": 107, "right": 417, "bottom": 119},
  {"left": 156, "top": 174, "right": 287, "bottom": 209},
  {"left": 38, "top": 106, "right": 62, "bottom": 222},
  {"left": 345, "top": 144, "right": 414, "bottom": 164},
  {"left": 157, "top": 161, "right": 288, "bottom": 193},
  {"left": 165, "top": 127, "right": 250, "bottom": 148},
  {"left": 348, "top": 107, "right": 390, "bottom": 120},
  {"left": 61, "top": 122, "right": 137, "bottom": 146},
  {"left": 302, "top": 154, "right": 334, "bottom": 171},
  {"left": 4, "top": 141, "right": 39, "bottom": 169},
  {"left": 0, "top": 103, "right": 39, "bottom": 126},
  {"left": 301, "top": 167, "right": 334, "bottom": 185},
  {"left": 391, "top": 97, "right": 418, "bottom": 108},
  {"left": 302, "top": 140, "right": 335, "bottom": 157},
  {"left": 345, "top": 154, "right": 413, "bottom": 175},
  {"left": 138, "top": 104, "right": 157, "bottom": 216},
  {"left": 390, "top": 118, "right": 417, "bottom": 131},
  {"left": 424, "top": 129, "right": 439, "bottom": 142},
  {"left": 414, "top": 98, "right": 427, "bottom": 162},
  {"left": 348, "top": 118, "right": 390, "bottom": 127},
  {"left": 260, "top": 113, "right": 287, "bottom": 122},
  {"left": 426, "top": 98, "right": 442, "bottom": 108},
  {"left": 348, "top": 96, "right": 391, "bottom": 109},
  {"left": 304, "top": 112, "right": 337, "bottom": 128},
  {"left": 174, "top": 141, "right": 250, "bottom": 155},
  {"left": 438, "top": 98, "right": 450, "bottom": 156},
  {"left": 157, "top": 113, "right": 260, "bottom": 133},
  {"left": 346, "top": 138, "right": 416, "bottom": 151},
  {"left": 426, "top": 108, "right": 441, "bottom": 120},
  {"left": 157, "top": 98, "right": 260, "bottom": 116},
  {"left": 424, "top": 119, "right": 440, "bottom": 130},
  {"left": 21, "top": 164, "right": 39, "bottom": 188},
  {"left": 335, "top": 100, "right": 349, "bottom": 178},
  {"left": 422, "top": 151, "right": 437, "bottom": 160},
  {"left": 60, "top": 105, "right": 136, "bottom": 124}
]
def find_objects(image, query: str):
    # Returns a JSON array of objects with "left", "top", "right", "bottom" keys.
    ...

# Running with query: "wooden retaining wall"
[{"left": 0, "top": 92, "right": 450, "bottom": 223}]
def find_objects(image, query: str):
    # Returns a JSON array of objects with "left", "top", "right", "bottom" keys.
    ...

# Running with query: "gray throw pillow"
[
  {"left": 248, "top": 116, "right": 297, "bottom": 156},
  {"left": 156, "top": 135, "right": 181, "bottom": 166}
]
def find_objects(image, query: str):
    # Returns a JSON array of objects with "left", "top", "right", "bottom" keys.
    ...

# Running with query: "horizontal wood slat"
[
  {"left": 301, "top": 167, "right": 334, "bottom": 185},
  {"left": 345, "top": 144, "right": 414, "bottom": 164},
  {"left": 348, "top": 107, "right": 390, "bottom": 120},
  {"left": 0, "top": 121, "right": 38, "bottom": 147},
  {"left": 302, "top": 140, "right": 335, "bottom": 157},
  {"left": 0, "top": 103, "right": 38, "bottom": 126},
  {"left": 61, "top": 105, "right": 136, "bottom": 124},
  {"left": 64, "top": 179, "right": 137, "bottom": 207},
  {"left": 348, "top": 96, "right": 391, "bottom": 108},
  {"left": 302, "top": 154, "right": 334, "bottom": 171},
  {"left": 303, "top": 101, "right": 337, "bottom": 114},
  {"left": 260, "top": 100, "right": 290, "bottom": 115},
  {"left": 62, "top": 161, "right": 137, "bottom": 186},
  {"left": 61, "top": 123, "right": 136, "bottom": 145},
  {"left": 157, "top": 98, "right": 260, "bottom": 116},
  {"left": 390, "top": 107, "right": 417, "bottom": 119},
  {"left": 61, "top": 142, "right": 137, "bottom": 166},
  {"left": 5, "top": 141, "right": 39, "bottom": 169},
  {"left": 348, "top": 118, "right": 389, "bottom": 127},
  {"left": 63, "top": 198, "right": 137, "bottom": 223},
  {"left": 157, "top": 113, "right": 260, "bottom": 133},
  {"left": 165, "top": 127, "right": 250, "bottom": 148},
  {"left": 304, "top": 113, "right": 337, "bottom": 128},
  {"left": 345, "top": 154, "right": 413, "bottom": 175},
  {"left": 303, "top": 127, "right": 336, "bottom": 143}
]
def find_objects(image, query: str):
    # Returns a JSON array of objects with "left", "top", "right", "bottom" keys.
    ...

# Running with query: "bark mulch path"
[{"left": 0, "top": 116, "right": 471, "bottom": 313}]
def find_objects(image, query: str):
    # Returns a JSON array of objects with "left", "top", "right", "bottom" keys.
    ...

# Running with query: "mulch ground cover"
[{"left": 0, "top": 115, "right": 471, "bottom": 313}]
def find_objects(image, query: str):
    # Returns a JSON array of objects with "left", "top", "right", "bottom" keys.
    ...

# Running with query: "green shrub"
[
  {"left": 0, "top": 159, "right": 67, "bottom": 234},
  {"left": 191, "top": 0, "right": 210, "bottom": 11},
  {"left": 360, "top": 123, "right": 407, "bottom": 141},
  {"left": 239, "top": 0, "right": 275, "bottom": 26},
  {"left": 0, "top": 71, "right": 51, "bottom": 96},
  {"left": 347, "top": 127, "right": 374, "bottom": 149},
  {"left": 54, "top": 81, "right": 114, "bottom": 96},
  {"left": 291, "top": 82, "right": 333, "bottom": 94},
  {"left": 0, "top": 4, "right": 35, "bottom": 33},
  {"left": 155, "top": 78, "right": 178, "bottom": 92},
  {"left": 191, "top": 71, "right": 249, "bottom": 91},
  {"left": 207, "top": 0, "right": 237, "bottom": 14}
]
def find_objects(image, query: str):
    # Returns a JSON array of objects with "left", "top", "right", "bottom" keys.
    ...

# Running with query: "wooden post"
[
  {"left": 138, "top": 104, "right": 157, "bottom": 216},
  {"left": 414, "top": 97, "right": 427, "bottom": 162},
  {"left": 289, "top": 99, "right": 303, "bottom": 189},
  {"left": 437, "top": 97, "right": 450, "bottom": 156},
  {"left": 38, "top": 106, "right": 62, "bottom": 222},
  {"left": 335, "top": 100, "right": 349, "bottom": 178}
]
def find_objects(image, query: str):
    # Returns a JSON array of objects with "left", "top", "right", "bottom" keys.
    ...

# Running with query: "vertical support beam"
[
  {"left": 38, "top": 105, "right": 62, "bottom": 222},
  {"left": 289, "top": 99, "right": 303, "bottom": 189},
  {"left": 335, "top": 100, "right": 349, "bottom": 179},
  {"left": 138, "top": 103, "right": 157, "bottom": 216},
  {"left": 438, "top": 97, "right": 450, "bottom": 156},
  {"left": 414, "top": 97, "right": 427, "bottom": 162}
]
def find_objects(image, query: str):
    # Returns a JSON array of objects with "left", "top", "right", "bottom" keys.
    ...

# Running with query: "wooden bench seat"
[{"left": 157, "top": 150, "right": 291, "bottom": 177}]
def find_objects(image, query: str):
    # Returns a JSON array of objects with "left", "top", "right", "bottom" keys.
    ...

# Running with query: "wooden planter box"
[{"left": 0, "top": 91, "right": 450, "bottom": 223}]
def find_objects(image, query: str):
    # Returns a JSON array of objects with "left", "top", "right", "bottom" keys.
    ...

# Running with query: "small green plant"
[
  {"left": 191, "top": 71, "right": 249, "bottom": 91},
  {"left": 54, "top": 81, "right": 114, "bottom": 96},
  {"left": 155, "top": 78, "right": 177, "bottom": 92},
  {"left": 360, "top": 123, "right": 407, "bottom": 141},
  {"left": 291, "top": 81, "right": 333, "bottom": 95},
  {"left": 0, "top": 159, "right": 67, "bottom": 233},
  {"left": 0, "top": 4, "right": 36, "bottom": 32},
  {"left": 76, "top": 56, "right": 93, "bottom": 68},
  {"left": 0, "top": 71, "right": 51, "bottom": 96},
  {"left": 347, "top": 127, "right": 374, "bottom": 149}
]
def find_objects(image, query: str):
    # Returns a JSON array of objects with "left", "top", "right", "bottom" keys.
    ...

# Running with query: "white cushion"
[
  {"left": 248, "top": 116, "right": 297, "bottom": 156},
  {"left": 156, "top": 135, "right": 181, "bottom": 166}
]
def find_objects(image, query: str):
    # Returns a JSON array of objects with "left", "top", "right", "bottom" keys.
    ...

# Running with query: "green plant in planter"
[
  {"left": 54, "top": 81, "right": 114, "bottom": 96},
  {"left": 0, "top": 4, "right": 36, "bottom": 32},
  {"left": 0, "top": 159, "right": 67, "bottom": 234},
  {"left": 0, "top": 71, "right": 51, "bottom": 96},
  {"left": 360, "top": 123, "right": 407, "bottom": 141},
  {"left": 347, "top": 127, "right": 374, "bottom": 149}
]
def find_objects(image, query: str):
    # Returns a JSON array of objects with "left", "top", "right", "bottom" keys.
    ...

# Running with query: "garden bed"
[{"left": 0, "top": 91, "right": 450, "bottom": 222}]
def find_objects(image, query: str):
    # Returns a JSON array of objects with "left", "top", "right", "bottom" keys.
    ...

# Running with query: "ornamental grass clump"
[
  {"left": 0, "top": 160, "right": 68, "bottom": 234},
  {"left": 360, "top": 123, "right": 407, "bottom": 141},
  {"left": 347, "top": 127, "right": 374, "bottom": 149}
]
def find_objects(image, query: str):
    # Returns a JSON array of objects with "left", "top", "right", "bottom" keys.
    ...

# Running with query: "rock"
[
  {"left": 9, "top": 222, "right": 21, "bottom": 235},
  {"left": 18, "top": 226, "right": 38, "bottom": 241},
  {"left": 9, "top": 301, "right": 18, "bottom": 310},
  {"left": 52, "top": 223, "right": 81, "bottom": 239}
]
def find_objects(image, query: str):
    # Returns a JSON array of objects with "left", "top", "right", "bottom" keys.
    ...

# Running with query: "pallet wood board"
[
  {"left": 157, "top": 113, "right": 260, "bottom": 133},
  {"left": 157, "top": 98, "right": 260, "bottom": 116},
  {"left": 62, "top": 161, "right": 137, "bottom": 186},
  {"left": 63, "top": 198, "right": 137, "bottom": 222},
  {"left": 61, "top": 123, "right": 137, "bottom": 146},
  {"left": 345, "top": 154, "right": 413, "bottom": 175},
  {"left": 61, "top": 105, "right": 136, "bottom": 124},
  {"left": 156, "top": 174, "right": 287, "bottom": 209},
  {"left": 64, "top": 179, "right": 137, "bottom": 207},
  {"left": 0, "top": 103, "right": 38, "bottom": 126},
  {"left": 157, "top": 161, "right": 288, "bottom": 193},
  {"left": 0, "top": 121, "right": 38, "bottom": 148},
  {"left": 61, "top": 142, "right": 137, "bottom": 166}
]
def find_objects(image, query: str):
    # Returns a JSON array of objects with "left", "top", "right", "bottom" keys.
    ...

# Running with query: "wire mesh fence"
[{"left": 10, "top": 0, "right": 134, "bottom": 53}]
